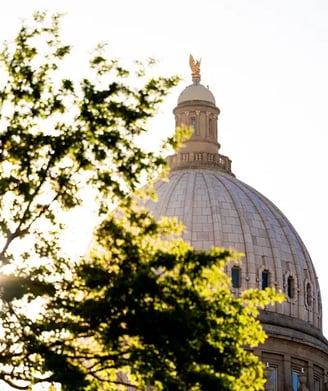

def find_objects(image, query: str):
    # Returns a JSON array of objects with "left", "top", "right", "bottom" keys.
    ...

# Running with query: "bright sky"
[{"left": 1, "top": 0, "right": 328, "bottom": 343}]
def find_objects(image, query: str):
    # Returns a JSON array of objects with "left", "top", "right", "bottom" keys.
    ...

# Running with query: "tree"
[
  {"left": 0, "top": 12, "right": 283, "bottom": 391},
  {"left": 52, "top": 200, "right": 283, "bottom": 391},
  {"left": 0, "top": 11, "right": 180, "bottom": 390}
]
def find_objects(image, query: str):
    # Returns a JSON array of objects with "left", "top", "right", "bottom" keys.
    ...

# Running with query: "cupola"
[{"left": 169, "top": 55, "right": 232, "bottom": 174}]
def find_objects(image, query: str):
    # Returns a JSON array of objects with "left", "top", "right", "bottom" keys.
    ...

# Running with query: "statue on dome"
[{"left": 189, "top": 54, "right": 201, "bottom": 83}]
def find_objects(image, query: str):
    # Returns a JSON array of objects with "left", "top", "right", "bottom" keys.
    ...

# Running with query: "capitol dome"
[
  {"left": 148, "top": 168, "right": 321, "bottom": 328},
  {"left": 146, "top": 57, "right": 328, "bottom": 390}
]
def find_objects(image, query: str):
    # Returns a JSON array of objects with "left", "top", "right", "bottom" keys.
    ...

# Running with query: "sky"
[{"left": 1, "top": 0, "right": 328, "bottom": 340}]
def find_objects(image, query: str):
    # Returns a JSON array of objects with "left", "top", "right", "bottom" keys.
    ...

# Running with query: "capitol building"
[{"left": 146, "top": 57, "right": 328, "bottom": 390}]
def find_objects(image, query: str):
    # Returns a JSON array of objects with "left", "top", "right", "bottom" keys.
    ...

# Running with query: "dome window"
[
  {"left": 261, "top": 270, "right": 270, "bottom": 290},
  {"left": 306, "top": 282, "right": 312, "bottom": 307},
  {"left": 231, "top": 266, "right": 241, "bottom": 288},
  {"left": 287, "top": 276, "right": 295, "bottom": 299}
]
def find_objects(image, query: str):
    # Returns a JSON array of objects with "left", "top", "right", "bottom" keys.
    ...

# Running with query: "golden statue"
[{"left": 189, "top": 54, "right": 201, "bottom": 82}]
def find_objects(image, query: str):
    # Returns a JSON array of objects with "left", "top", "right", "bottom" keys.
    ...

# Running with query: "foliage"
[
  {"left": 48, "top": 200, "right": 283, "bottom": 391},
  {"left": 0, "top": 11, "right": 180, "bottom": 390},
  {"left": 0, "top": 11, "right": 284, "bottom": 391}
]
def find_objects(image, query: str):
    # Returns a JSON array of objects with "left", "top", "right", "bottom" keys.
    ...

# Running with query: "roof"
[
  {"left": 146, "top": 168, "right": 321, "bottom": 328},
  {"left": 177, "top": 82, "right": 216, "bottom": 105}
]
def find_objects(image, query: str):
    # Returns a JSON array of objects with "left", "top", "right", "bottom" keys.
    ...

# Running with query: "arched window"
[
  {"left": 231, "top": 266, "right": 241, "bottom": 288},
  {"left": 287, "top": 276, "right": 295, "bottom": 299},
  {"left": 190, "top": 116, "right": 196, "bottom": 131},
  {"left": 261, "top": 270, "right": 270, "bottom": 290},
  {"left": 306, "top": 282, "right": 312, "bottom": 306}
]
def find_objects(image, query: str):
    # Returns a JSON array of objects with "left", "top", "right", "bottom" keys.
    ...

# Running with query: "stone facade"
[{"left": 146, "top": 72, "right": 328, "bottom": 390}]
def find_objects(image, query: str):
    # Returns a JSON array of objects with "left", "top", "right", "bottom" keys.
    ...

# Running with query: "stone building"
[{"left": 146, "top": 57, "right": 328, "bottom": 390}]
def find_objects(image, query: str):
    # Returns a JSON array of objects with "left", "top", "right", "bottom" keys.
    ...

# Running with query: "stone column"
[
  {"left": 195, "top": 110, "right": 200, "bottom": 135},
  {"left": 284, "top": 355, "right": 293, "bottom": 390},
  {"left": 206, "top": 111, "right": 210, "bottom": 138},
  {"left": 307, "top": 364, "right": 314, "bottom": 391}
]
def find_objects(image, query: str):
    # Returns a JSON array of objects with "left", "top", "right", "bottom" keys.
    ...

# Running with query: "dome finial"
[{"left": 189, "top": 54, "right": 201, "bottom": 83}]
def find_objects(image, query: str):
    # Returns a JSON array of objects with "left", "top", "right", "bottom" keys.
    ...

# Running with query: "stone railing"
[{"left": 167, "top": 152, "right": 233, "bottom": 175}]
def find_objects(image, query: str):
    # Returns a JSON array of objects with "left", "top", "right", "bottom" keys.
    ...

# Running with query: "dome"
[
  {"left": 145, "top": 57, "right": 328, "bottom": 388},
  {"left": 146, "top": 168, "right": 321, "bottom": 328},
  {"left": 177, "top": 83, "right": 216, "bottom": 105}
]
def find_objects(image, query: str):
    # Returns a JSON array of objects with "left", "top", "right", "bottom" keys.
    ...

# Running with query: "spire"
[{"left": 189, "top": 54, "right": 201, "bottom": 83}]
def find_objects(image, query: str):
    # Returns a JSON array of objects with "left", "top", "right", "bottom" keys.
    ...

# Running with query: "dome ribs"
[
  {"left": 209, "top": 172, "right": 254, "bottom": 291},
  {"left": 150, "top": 169, "right": 322, "bottom": 329},
  {"left": 202, "top": 171, "right": 225, "bottom": 250},
  {"left": 153, "top": 171, "right": 183, "bottom": 220},
  {"left": 182, "top": 170, "right": 197, "bottom": 245},
  {"left": 244, "top": 183, "right": 320, "bottom": 328}
]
